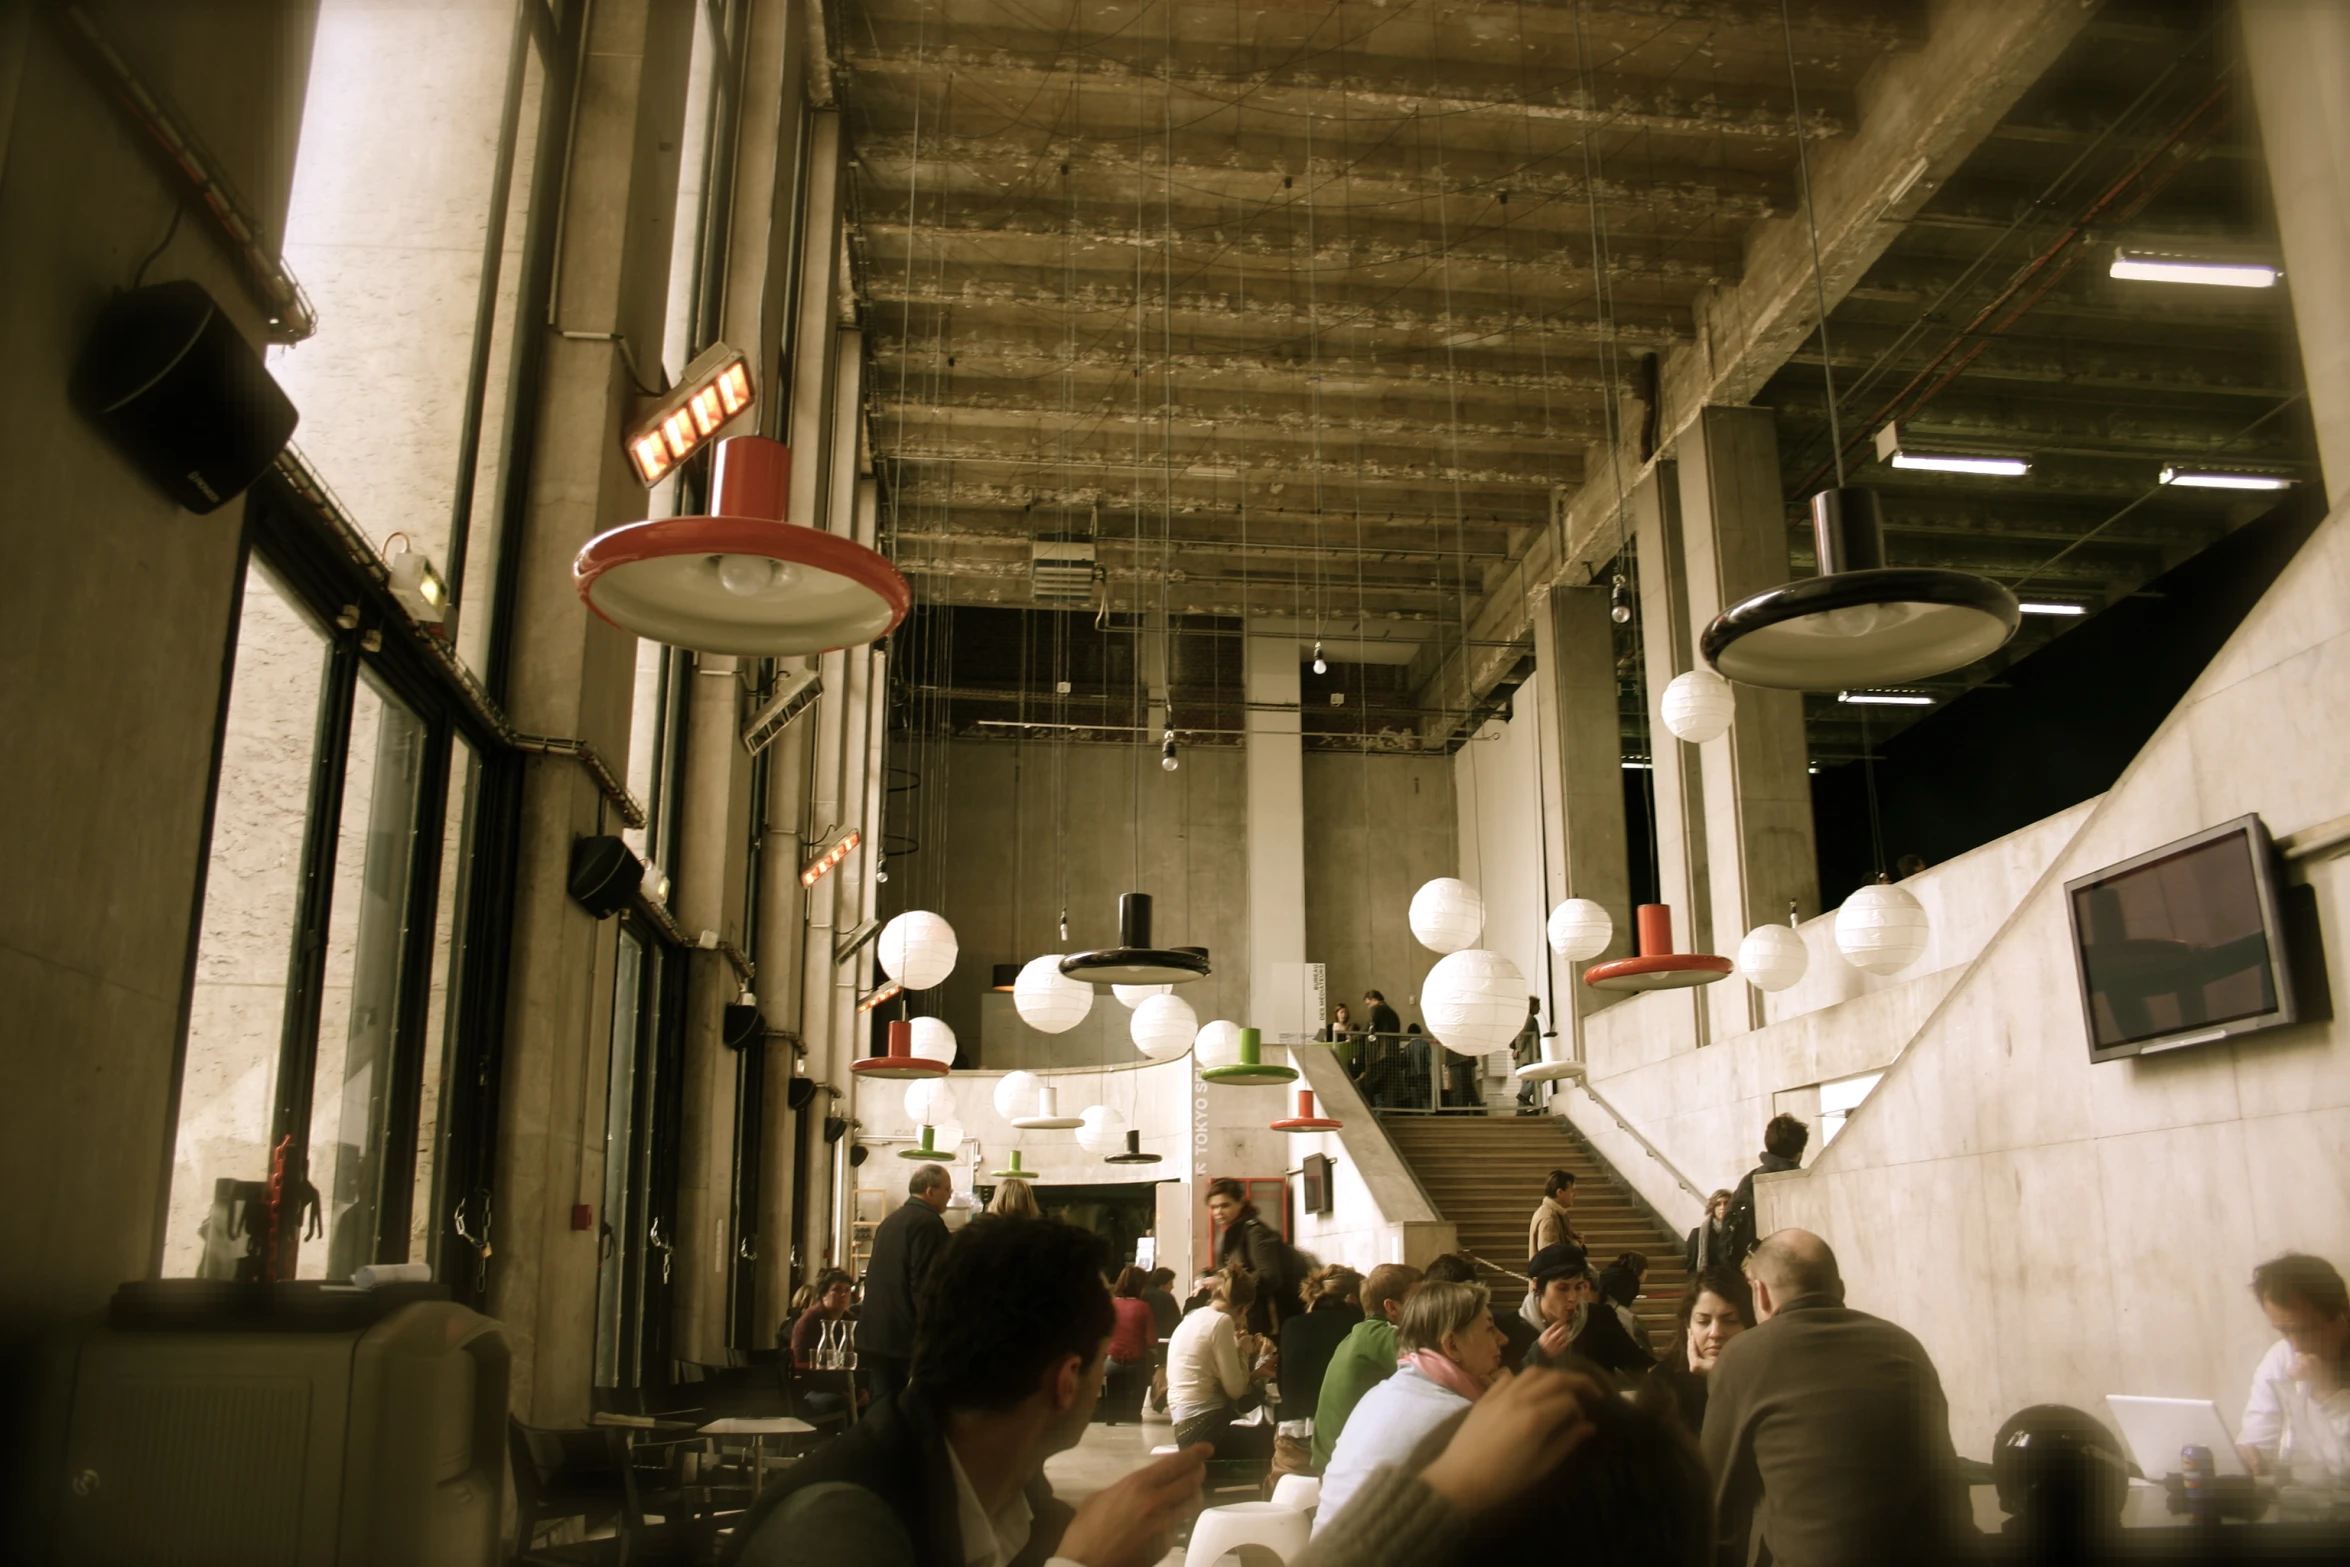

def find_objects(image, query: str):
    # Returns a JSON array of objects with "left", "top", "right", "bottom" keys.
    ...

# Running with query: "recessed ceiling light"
[
  {"left": 1836, "top": 690, "right": 1935, "bottom": 707},
  {"left": 2018, "top": 602, "right": 2087, "bottom": 617},
  {"left": 2159, "top": 466, "right": 2293, "bottom": 491},
  {"left": 2110, "top": 248, "right": 2278, "bottom": 290}
]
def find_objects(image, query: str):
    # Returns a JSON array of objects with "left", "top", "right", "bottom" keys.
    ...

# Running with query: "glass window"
[
  {"left": 595, "top": 928, "right": 647, "bottom": 1389},
  {"left": 305, "top": 673, "right": 428, "bottom": 1279},
  {"left": 166, "top": 565, "right": 331, "bottom": 1279},
  {"left": 409, "top": 738, "right": 479, "bottom": 1269}
]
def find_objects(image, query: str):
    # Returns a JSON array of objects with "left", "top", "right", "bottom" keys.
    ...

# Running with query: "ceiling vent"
[{"left": 1030, "top": 535, "right": 1098, "bottom": 604}]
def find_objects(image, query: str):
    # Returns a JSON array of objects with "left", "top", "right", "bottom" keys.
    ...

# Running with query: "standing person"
[
  {"left": 1315, "top": 1281, "right": 1508, "bottom": 1532},
  {"left": 1529, "top": 1169, "right": 1585, "bottom": 1257},
  {"left": 1685, "top": 1189, "right": 1735, "bottom": 1275},
  {"left": 1597, "top": 1252, "right": 1653, "bottom": 1356},
  {"left": 858, "top": 1164, "right": 952, "bottom": 1403},
  {"left": 1403, "top": 1024, "right": 1431, "bottom": 1112},
  {"left": 1520, "top": 1245, "right": 1653, "bottom": 1377},
  {"left": 1206, "top": 1177, "right": 1304, "bottom": 1332},
  {"left": 987, "top": 1176, "right": 1042, "bottom": 1219},
  {"left": 731, "top": 1216, "right": 1211, "bottom": 1567},
  {"left": 1311, "top": 1262, "right": 1422, "bottom": 1468},
  {"left": 1703, "top": 1229, "right": 1973, "bottom": 1567},
  {"left": 1512, "top": 997, "right": 1542, "bottom": 1112},
  {"left": 1364, "top": 990, "right": 1403, "bottom": 1110},
  {"left": 1165, "top": 1267, "right": 1275, "bottom": 1458},
  {"left": 1324, "top": 1001, "right": 1358, "bottom": 1078},
  {"left": 1722, "top": 1115, "right": 1808, "bottom": 1267},
  {"left": 2236, "top": 1251, "right": 2350, "bottom": 1481},
  {"left": 1101, "top": 1266, "right": 1159, "bottom": 1425},
  {"left": 1651, "top": 1267, "right": 1754, "bottom": 1434}
]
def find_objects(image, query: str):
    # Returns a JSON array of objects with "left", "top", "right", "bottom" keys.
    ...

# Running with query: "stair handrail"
[{"left": 1562, "top": 1077, "right": 1710, "bottom": 1209}]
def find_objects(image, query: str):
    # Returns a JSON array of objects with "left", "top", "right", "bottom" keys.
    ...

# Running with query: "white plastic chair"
[
  {"left": 1267, "top": 1474, "right": 1319, "bottom": 1513},
  {"left": 1182, "top": 1501, "right": 1311, "bottom": 1567}
]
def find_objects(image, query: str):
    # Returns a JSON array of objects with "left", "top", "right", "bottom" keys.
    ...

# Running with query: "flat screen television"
[{"left": 2065, "top": 814, "right": 2297, "bottom": 1062}]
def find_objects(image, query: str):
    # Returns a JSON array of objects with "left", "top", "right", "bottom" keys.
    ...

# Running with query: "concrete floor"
[{"left": 1044, "top": 1405, "right": 1192, "bottom": 1567}]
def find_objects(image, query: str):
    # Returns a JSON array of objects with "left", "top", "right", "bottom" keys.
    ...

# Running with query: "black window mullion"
[
  {"left": 436, "top": 747, "right": 523, "bottom": 1308},
  {"left": 373, "top": 719, "right": 457, "bottom": 1264}
]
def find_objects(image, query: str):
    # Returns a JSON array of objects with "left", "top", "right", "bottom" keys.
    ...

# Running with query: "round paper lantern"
[
  {"left": 907, "top": 1016, "right": 957, "bottom": 1067},
  {"left": 1077, "top": 1104, "right": 1129, "bottom": 1157},
  {"left": 1113, "top": 983, "right": 1172, "bottom": 1008},
  {"left": 1014, "top": 954, "right": 1094, "bottom": 1034},
  {"left": 1659, "top": 669, "right": 1735, "bottom": 744},
  {"left": 1194, "top": 1019, "right": 1245, "bottom": 1071},
  {"left": 1835, "top": 882, "right": 1930, "bottom": 976},
  {"left": 993, "top": 1070, "right": 1044, "bottom": 1120},
  {"left": 1422, "top": 948, "right": 1530, "bottom": 1057},
  {"left": 904, "top": 1077, "right": 958, "bottom": 1128},
  {"left": 1736, "top": 924, "right": 1810, "bottom": 992},
  {"left": 878, "top": 911, "right": 958, "bottom": 990},
  {"left": 1547, "top": 898, "right": 1614, "bottom": 961},
  {"left": 1131, "top": 992, "right": 1198, "bottom": 1062},
  {"left": 1409, "top": 878, "right": 1485, "bottom": 955},
  {"left": 927, "top": 1119, "right": 964, "bottom": 1155}
]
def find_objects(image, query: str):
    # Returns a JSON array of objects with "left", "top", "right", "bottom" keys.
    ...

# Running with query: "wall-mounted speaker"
[
  {"left": 722, "top": 1003, "right": 765, "bottom": 1050},
  {"left": 786, "top": 1078, "right": 817, "bottom": 1112},
  {"left": 822, "top": 1115, "right": 848, "bottom": 1144},
  {"left": 848, "top": 1145, "right": 869, "bottom": 1168},
  {"left": 567, "top": 836, "right": 644, "bottom": 919},
  {"left": 71, "top": 280, "right": 298, "bottom": 514}
]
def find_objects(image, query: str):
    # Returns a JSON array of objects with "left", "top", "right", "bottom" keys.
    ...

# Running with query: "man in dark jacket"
[
  {"left": 1722, "top": 1113, "right": 1808, "bottom": 1267},
  {"left": 857, "top": 1164, "right": 952, "bottom": 1403},
  {"left": 1361, "top": 990, "right": 1403, "bottom": 1110},
  {"left": 732, "top": 1216, "right": 1208, "bottom": 1567},
  {"left": 1701, "top": 1230, "right": 1973, "bottom": 1567}
]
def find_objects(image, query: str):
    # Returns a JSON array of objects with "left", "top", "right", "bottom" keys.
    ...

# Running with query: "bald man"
[{"left": 1699, "top": 1230, "right": 1972, "bottom": 1567}]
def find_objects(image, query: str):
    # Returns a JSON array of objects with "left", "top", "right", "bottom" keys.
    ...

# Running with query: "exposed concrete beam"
[
  {"left": 887, "top": 520, "right": 1515, "bottom": 563},
  {"left": 883, "top": 476, "right": 1549, "bottom": 532},
  {"left": 882, "top": 436, "right": 1573, "bottom": 493},
  {"left": 1424, "top": 0, "right": 2099, "bottom": 715},
  {"left": 866, "top": 387, "right": 1605, "bottom": 446},
  {"left": 874, "top": 401, "right": 1594, "bottom": 462}
]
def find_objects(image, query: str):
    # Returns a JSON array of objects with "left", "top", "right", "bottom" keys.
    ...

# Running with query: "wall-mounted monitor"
[{"left": 2065, "top": 814, "right": 2297, "bottom": 1063}]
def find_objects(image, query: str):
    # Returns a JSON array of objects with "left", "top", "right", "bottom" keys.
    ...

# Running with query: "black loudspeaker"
[
  {"left": 71, "top": 280, "right": 299, "bottom": 514},
  {"left": 785, "top": 1078, "right": 817, "bottom": 1112},
  {"left": 849, "top": 1145, "right": 870, "bottom": 1168},
  {"left": 823, "top": 1115, "right": 848, "bottom": 1144},
  {"left": 567, "top": 835, "right": 644, "bottom": 918},
  {"left": 723, "top": 1003, "right": 764, "bottom": 1050}
]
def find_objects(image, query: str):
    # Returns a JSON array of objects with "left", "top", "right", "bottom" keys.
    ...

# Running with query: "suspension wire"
[{"left": 1779, "top": 0, "right": 1844, "bottom": 487}]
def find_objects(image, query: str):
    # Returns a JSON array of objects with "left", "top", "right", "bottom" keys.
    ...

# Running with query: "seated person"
[
  {"left": 1596, "top": 1251, "right": 1653, "bottom": 1354},
  {"left": 1425, "top": 1252, "right": 1535, "bottom": 1370},
  {"left": 731, "top": 1215, "right": 1209, "bottom": 1567},
  {"left": 1292, "top": 1365, "right": 1710, "bottom": 1567},
  {"left": 2237, "top": 1251, "right": 2350, "bottom": 1483},
  {"left": 791, "top": 1268, "right": 856, "bottom": 1369},
  {"left": 1310, "top": 1262, "right": 1421, "bottom": 1470},
  {"left": 1279, "top": 1265, "right": 1365, "bottom": 1425},
  {"left": 1649, "top": 1266, "right": 1753, "bottom": 1433},
  {"left": 1520, "top": 1244, "right": 1654, "bottom": 1377},
  {"left": 1316, "top": 1281, "right": 1507, "bottom": 1533},
  {"left": 1166, "top": 1265, "right": 1275, "bottom": 1459}
]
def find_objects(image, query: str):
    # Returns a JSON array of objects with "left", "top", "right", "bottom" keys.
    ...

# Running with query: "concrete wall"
[
  {"left": 0, "top": 0, "right": 318, "bottom": 1349},
  {"left": 1301, "top": 749, "right": 1458, "bottom": 1023}
]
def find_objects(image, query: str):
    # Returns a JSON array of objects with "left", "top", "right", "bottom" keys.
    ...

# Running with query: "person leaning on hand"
[{"left": 2236, "top": 1251, "right": 2350, "bottom": 1482}]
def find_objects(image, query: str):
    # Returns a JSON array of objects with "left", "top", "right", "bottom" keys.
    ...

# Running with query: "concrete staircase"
[{"left": 1384, "top": 1114, "right": 1689, "bottom": 1347}]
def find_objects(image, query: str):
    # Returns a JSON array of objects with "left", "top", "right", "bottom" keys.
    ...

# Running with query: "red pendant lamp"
[
  {"left": 1270, "top": 1090, "right": 1342, "bottom": 1132},
  {"left": 575, "top": 434, "right": 910, "bottom": 655},
  {"left": 1583, "top": 905, "right": 1733, "bottom": 992},
  {"left": 852, "top": 1019, "right": 950, "bottom": 1080}
]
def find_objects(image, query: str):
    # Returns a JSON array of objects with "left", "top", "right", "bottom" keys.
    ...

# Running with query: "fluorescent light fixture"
[
  {"left": 800, "top": 827, "right": 862, "bottom": 888},
  {"left": 385, "top": 539, "right": 449, "bottom": 625},
  {"left": 1889, "top": 453, "right": 2031, "bottom": 477},
  {"left": 2110, "top": 248, "right": 2277, "bottom": 290},
  {"left": 624, "top": 340, "right": 755, "bottom": 485},
  {"left": 1837, "top": 690, "right": 1934, "bottom": 707},
  {"left": 2159, "top": 466, "right": 2292, "bottom": 492},
  {"left": 1621, "top": 759, "right": 1653, "bottom": 771},
  {"left": 2018, "top": 601, "right": 2087, "bottom": 617}
]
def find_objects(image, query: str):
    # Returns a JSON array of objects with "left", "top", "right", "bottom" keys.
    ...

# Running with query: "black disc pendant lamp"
[
  {"left": 1058, "top": 893, "right": 1209, "bottom": 986},
  {"left": 1700, "top": 487, "right": 2019, "bottom": 689}
]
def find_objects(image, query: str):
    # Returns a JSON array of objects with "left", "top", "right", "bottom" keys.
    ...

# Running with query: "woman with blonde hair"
[
  {"left": 1315, "top": 1279, "right": 1507, "bottom": 1532},
  {"left": 985, "top": 1176, "right": 1041, "bottom": 1219},
  {"left": 1165, "top": 1265, "right": 1275, "bottom": 1458}
]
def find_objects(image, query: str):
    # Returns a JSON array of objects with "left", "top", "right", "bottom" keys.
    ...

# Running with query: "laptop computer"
[{"left": 2105, "top": 1395, "right": 2249, "bottom": 1479}]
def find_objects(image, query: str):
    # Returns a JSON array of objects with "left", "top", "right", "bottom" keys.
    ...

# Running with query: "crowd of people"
[{"left": 731, "top": 1142, "right": 2350, "bottom": 1567}]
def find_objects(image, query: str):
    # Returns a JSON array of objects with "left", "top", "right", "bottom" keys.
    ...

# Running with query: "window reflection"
[{"left": 410, "top": 738, "right": 478, "bottom": 1269}]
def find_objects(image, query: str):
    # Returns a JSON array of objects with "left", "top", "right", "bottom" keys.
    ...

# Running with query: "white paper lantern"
[
  {"left": 908, "top": 1016, "right": 958, "bottom": 1066},
  {"left": 1736, "top": 924, "right": 1810, "bottom": 992},
  {"left": 927, "top": 1119, "right": 964, "bottom": 1155},
  {"left": 1421, "top": 948, "right": 1530, "bottom": 1056},
  {"left": 1113, "top": 983, "right": 1172, "bottom": 1008},
  {"left": 1659, "top": 669, "right": 1735, "bottom": 744},
  {"left": 1014, "top": 953, "right": 1094, "bottom": 1033},
  {"left": 1076, "top": 1104, "right": 1129, "bottom": 1156},
  {"left": 877, "top": 911, "right": 959, "bottom": 990},
  {"left": 1547, "top": 898, "right": 1614, "bottom": 961},
  {"left": 1835, "top": 882, "right": 1930, "bottom": 976},
  {"left": 1409, "top": 878, "right": 1485, "bottom": 954},
  {"left": 1194, "top": 1019, "right": 1245, "bottom": 1071},
  {"left": 905, "top": 1077, "right": 959, "bottom": 1128},
  {"left": 993, "top": 1070, "right": 1044, "bottom": 1120},
  {"left": 1131, "top": 992, "right": 1198, "bottom": 1062}
]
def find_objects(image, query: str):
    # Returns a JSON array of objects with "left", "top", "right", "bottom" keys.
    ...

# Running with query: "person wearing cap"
[{"left": 1520, "top": 1243, "right": 1654, "bottom": 1378}]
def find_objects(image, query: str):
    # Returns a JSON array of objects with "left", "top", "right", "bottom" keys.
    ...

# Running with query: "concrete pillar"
[
  {"left": 2242, "top": 1, "right": 2350, "bottom": 513},
  {"left": 1629, "top": 462, "right": 1710, "bottom": 1048},
  {"left": 1529, "top": 585, "right": 1632, "bottom": 1031},
  {"left": 1676, "top": 407, "right": 1818, "bottom": 1038},
  {"left": 753, "top": 697, "right": 810, "bottom": 1337},
  {"left": 490, "top": 0, "right": 696, "bottom": 1423}
]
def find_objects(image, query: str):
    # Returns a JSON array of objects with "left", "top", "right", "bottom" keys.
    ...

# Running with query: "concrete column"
[
  {"left": 2242, "top": 1, "right": 2350, "bottom": 512},
  {"left": 491, "top": 0, "right": 696, "bottom": 1423},
  {"left": 1676, "top": 407, "right": 1817, "bottom": 1038},
  {"left": 1629, "top": 462, "right": 1710, "bottom": 1049},
  {"left": 753, "top": 695, "right": 810, "bottom": 1337},
  {"left": 785, "top": 111, "right": 844, "bottom": 530},
  {"left": 1529, "top": 585, "right": 1632, "bottom": 1029}
]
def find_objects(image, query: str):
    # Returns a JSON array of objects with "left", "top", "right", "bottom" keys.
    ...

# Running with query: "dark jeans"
[
  {"left": 1101, "top": 1358, "right": 1150, "bottom": 1423},
  {"left": 1173, "top": 1410, "right": 1276, "bottom": 1461},
  {"left": 865, "top": 1351, "right": 911, "bottom": 1405}
]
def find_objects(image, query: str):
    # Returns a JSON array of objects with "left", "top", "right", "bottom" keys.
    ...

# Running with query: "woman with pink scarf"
[{"left": 1314, "top": 1280, "right": 1507, "bottom": 1534}]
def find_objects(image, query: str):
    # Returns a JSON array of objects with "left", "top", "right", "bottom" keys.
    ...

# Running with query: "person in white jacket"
[
  {"left": 1315, "top": 1281, "right": 1507, "bottom": 1533},
  {"left": 2237, "top": 1252, "right": 2350, "bottom": 1483}
]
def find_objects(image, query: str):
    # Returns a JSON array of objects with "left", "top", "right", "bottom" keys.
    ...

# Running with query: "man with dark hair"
[
  {"left": 1722, "top": 1115, "right": 1808, "bottom": 1267},
  {"left": 1530, "top": 1169, "right": 1584, "bottom": 1257},
  {"left": 1702, "top": 1229, "right": 1971, "bottom": 1567},
  {"left": 858, "top": 1163, "right": 953, "bottom": 1403},
  {"left": 1362, "top": 989, "right": 1403, "bottom": 1110},
  {"left": 2238, "top": 1251, "right": 2350, "bottom": 1478},
  {"left": 734, "top": 1217, "right": 1209, "bottom": 1567},
  {"left": 1310, "top": 1261, "right": 1422, "bottom": 1468},
  {"left": 1206, "top": 1176, "right": 1304, "bottom": 1332},
  {"left": 1142, "top": 1266, "right": 1182, "bottom": 1339}
]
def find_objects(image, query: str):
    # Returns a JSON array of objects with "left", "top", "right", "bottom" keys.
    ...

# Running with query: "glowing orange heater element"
[
  {"left": 800, "top": 828, "right": 862, "bottom": 888},
  {"left": 624, "top": 340, "right": 756, "bottom": 485}
]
